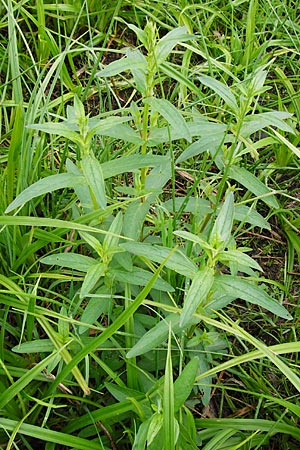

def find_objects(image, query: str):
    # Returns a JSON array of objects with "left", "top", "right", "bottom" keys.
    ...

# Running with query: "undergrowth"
[{"left": 0, "top": 0, "right": 300, "bottom": 449}]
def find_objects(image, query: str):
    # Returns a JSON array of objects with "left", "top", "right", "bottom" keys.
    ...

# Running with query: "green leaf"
[
  {"left": 121, "top": 242, "right": 198, "bottom": 278},
  {"left": 155, "top": 26, "right": 193, "bottom": 65},
  {"left": 101, "top": 155, "right": 169, "bottom": 179},
  {"left": 5, "top": 173, "right": 84, "bottom": 213},
  {"left": 199, "top": 75, "right": 239, "bottom": 113},
  {"left": 111, "top": 267, "right": 174, "bottom": 292},
  {"left": 125, "top": 48, "right": 147, "bottom": 95},
  {"left": 96, "top": 53, "right": 146, "bottom": 77},
  {"left": 209, "top": 191, "right": 234, "bottom": 249},
  {"left": 147, "top": 413, "right": 163, "bottom": 446},
  {"left": 180, "top": 267, "right": 214, "bottom": 328},
  {"left": 80, "top": 155, "right": 106, "bottom": 210},
  {"left": 80, "top": 262, "right": 106, "bottom": 299},
  {"left": 174, "top": 357, "right": 199, "bottom": 412},
  {"left": 145, "top": 97, "right": 192, "bottom": 142},
  {"left": 0, "top": 418, "right": 103, "bottom": 450},
  {"left": 127, "top": 23, "right": 148, "bottom": 48},
  {"left": 133, "top": 418, "right": 152, "bottom": 450},
  {"left": 213, "top": 275, "right": 292, "bottom": 320},
  {"left": 218, "top": 250, "right": 262, "bottom": 271},
  {"left": 176, "top": 133, "right": 225, "bottom": 163},
  {"left": 88, "top": 115, "right": 133, "bottom": 138},
  {"left": 240, "top": 111, "right": 294, "bottom": 137},
  {"left": 127, "top": 314, "right": 197, "bottom": 358},
  {"left": 174, "top": 230, "right": 213, "bottom": 252},
  {"left": 234, "top": 205, "right": 270, "bottom": 230},
  {"left": 41, "top": 253, "right": 96, "bottom": 272},
  {"left": 103, "top": 211, "right": 123, "bottom": 252},
  {"left": 79, "top": 289, "right": 111, "bottom": 334},
  {"left": 164, "top": 326, "right": 176, "bottom": 450},
  {"left": 49, "top": 249, "right": 175, "bottom": 392},
  {"left": 272, "top": 128, "right": 300, "bottom": 159},
  {"left": 99, "top": 123, "right": 144, "bottom": 144},
  {"left": 27, "top": 122, "right": 83, "bottom": 144},
  {"left": 228, "top": 165, "right": 279, "bottom": 209},
  {"left": 0, "top": 350, "right": 65, "bottom": 410}
]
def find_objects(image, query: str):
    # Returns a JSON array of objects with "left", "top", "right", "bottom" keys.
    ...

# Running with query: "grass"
[{"left": 0, "top": 0, "right": 300, "bottom": 449}]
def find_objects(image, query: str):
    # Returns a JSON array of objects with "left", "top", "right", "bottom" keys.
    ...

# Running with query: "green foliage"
[{"left": 0, "top": 1, "right": 300, "bottom": 449}]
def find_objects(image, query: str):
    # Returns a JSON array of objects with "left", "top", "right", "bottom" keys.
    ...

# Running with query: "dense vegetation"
[{"left": 0, "top": 0, "right": 300, "bottom": 448}]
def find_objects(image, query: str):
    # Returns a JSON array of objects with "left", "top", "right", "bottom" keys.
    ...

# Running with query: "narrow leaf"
[
  {"left": 228, "top": 165, "right": 279, "bottom": 209},
  {"left": 164, "top": 325, "right": 175, "bottom": 450},
  {"left": 80, "top": 262, "right": 106, "bottom": 299},
  {"left": 214, "top": 275, "right": 292, "bottom": 320},
  {"left": 5, "top": 173, "right": 84, "bottom": 213},
  {"left": 174, "top": 357, "right": 199, "bottom": 412},
  {"left": 121, "top": 242, "right": 198, "bottom": 278},
  {"left": 41, "top": 254, "right": 97, "bottom": 272},
  {"left": 199, "top": 75, "right": 239, "bottom": 113}
]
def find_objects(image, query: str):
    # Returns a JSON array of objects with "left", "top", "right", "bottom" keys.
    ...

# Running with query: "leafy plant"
[{"left": 1, "top": 3, "right": 300, "bottom": 450}]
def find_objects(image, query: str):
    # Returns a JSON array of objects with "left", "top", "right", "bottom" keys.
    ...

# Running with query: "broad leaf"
[
  {"left": 101, "top": 155, "right": 169, "bottom": 179},
  {"left": 96, "top": 54, "right": 146, "bottom": 78},
  {"left": 80, "top": 262, "right": 106, "bottom": 299},
  {"left": 111, "top": 267, "right": 174, "bottom": 292},
  {"left": 127, "top": 314, "right": 197, "bottom": 358},
  {"left": 218, "top": 250, "right": 262, "bottom": 272},
  {"left": 176, "top": 132, "right": 225, "bottom": 163}
]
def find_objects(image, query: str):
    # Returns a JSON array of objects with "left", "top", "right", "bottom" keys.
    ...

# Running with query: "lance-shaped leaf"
[
  {"left": 111, "top": 267, "right": 174, "bottom": 292},
  {"left": 228, "top": 165, "right": 279, "bottom": 209},
  {"left": 103, "top": 211, "right": 123, "bottom": 253},
  {"left": 145, "top": 97, "right": 192, "bottom": 142},
  {"left": 240, "top": 111, "right": 294, "bottom": 138},
  {"left": 80, "top": 262, "right": 106, "bottom": 299},
  {"left": 213, "top": 275, "right": 292, "bottom": 320},
  {"left": 173, "top": 357, "right": 199, "bottom": 412},
  {"left": 199, "top": 75, "right": 239, "bottom": 114},
  {"left": 5, "top": 173, "right": 85, "bottom": 213},
  {"left": 96, "top": 53, "right": 146, "bottom": 78},
  {"left": 80, "top": 155, "right": 106, "bottom": 210},
  {"left": 27, "top": 122, "right": 83, "bottom": 143},
  {"left": 217, "top": 250, "right": 262, "bottom": 272},
  {"left": 126, "top": 48, "right": 147, "bottom": 95},
  {"left": 41, "top": 253, "right": 96, "bottom": 272},
  {"left": 127, "top": 314, "right": 198, "bottom": 358},
  {"left": 155, "top": 26, "right": 194, "bottom": 65},
  {"left": 121, "top": 242, "right": 198, "bottom": 278},
  {"left": 209, "top": 191, "right": 234, "bottom": 249},
  {"left": 180, "top": 267, "right": 214, "bottom": 328}
]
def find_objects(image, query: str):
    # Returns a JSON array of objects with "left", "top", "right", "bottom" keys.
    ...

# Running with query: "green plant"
[{"left": 1, "top": 3, "right": 300, "bottom": 449}]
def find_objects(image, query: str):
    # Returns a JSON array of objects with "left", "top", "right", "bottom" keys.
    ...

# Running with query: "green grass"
[{"left": 0, "top": 0, "right": 300, "bottom": 449}]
